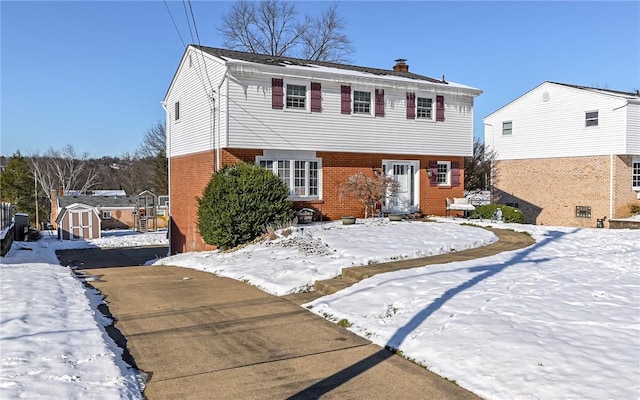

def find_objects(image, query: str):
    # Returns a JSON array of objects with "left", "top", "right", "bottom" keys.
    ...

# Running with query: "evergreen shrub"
[
  {"left": 197, "top": 163, "right": 294, "bottom": 249},
  {"left": 470, "top": 204, "right": 526, "bottom": 224}
]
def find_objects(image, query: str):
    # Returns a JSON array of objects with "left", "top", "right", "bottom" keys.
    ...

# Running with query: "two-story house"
[
  {"left": 484, "top": 81, "right": 640, "bottom": 228},
  {"left": 163, "top": 45, "right": 482, "bottom": 254}
]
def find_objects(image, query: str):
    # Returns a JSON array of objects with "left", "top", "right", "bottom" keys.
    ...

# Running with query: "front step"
[{"left": 314, "top": 277, "right": 358, "bottom": 295}]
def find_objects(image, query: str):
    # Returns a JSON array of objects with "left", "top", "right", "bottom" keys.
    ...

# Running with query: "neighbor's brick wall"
[
  {"left": 613, "top": 155, "right": 640, "bottom": 218},
  {"left": 493, "top": 155, "right": 636, "bottom": 227},
  {"left": 170, "top": 148, "right": 465, "bottom": 253}
]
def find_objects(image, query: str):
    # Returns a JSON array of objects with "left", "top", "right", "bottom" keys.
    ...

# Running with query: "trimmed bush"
[
  {"left": 470, "top": 204, "right": 526, "bottom": 224},
  {"left": 197, "top": 163, "right": 294, "bottom": 249}
]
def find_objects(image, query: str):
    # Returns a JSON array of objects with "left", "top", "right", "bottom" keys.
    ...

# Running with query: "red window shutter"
[
  {"left": 406, "top": 92, "right": 416, "bottom": 119},
  {"left": 341, "top": 85, "right": 351, "bottom": 114},
  {"left": 272, "top": 78, "right": 283, "bottom": 110},
  {"left": 311, "top": 82, "right": 322, "bottom": 112},
  {"left": 428, "top": 160, "right": 438, "bottom": 186},
  {"left": 436, "top": 95, "right": 445, "bottom": 121},
  {"left": 451, "top": 161, "right": 460, "bottom": 187},
  {"left": 375, "top": 89, "right": 385, "bottom": 117}
]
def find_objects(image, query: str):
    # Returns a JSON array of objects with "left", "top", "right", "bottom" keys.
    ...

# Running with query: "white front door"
[{"left": 383, "top": 160, "right": 419, "bottom": 213}]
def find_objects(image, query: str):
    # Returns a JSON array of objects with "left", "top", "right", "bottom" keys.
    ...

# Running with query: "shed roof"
[{"left": 57, "top": 195, "right": 138, "bottom": 209}]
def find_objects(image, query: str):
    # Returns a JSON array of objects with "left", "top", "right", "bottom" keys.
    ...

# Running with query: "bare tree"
[
  {"left": 30, "top": 145, "right": 100, "bottom": 203},
  {"left": 340, "top": 172, "right": 398, "bottom": 218},
  {"left": 464, "top": 138, "right": 496, "bottom": 191},
  {"left": 219, "top": 0, "right": 352, "bottom": 62},
  {"left": 137, "top": 122, "right": 166, "bottom": 158},
  {"left": 300, "top": 4, "right": 351, "bottom": 63}
]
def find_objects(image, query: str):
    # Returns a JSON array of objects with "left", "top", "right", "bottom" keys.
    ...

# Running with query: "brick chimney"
[{"left": 393, "top": 58, "right": 408, "bottom": 73}]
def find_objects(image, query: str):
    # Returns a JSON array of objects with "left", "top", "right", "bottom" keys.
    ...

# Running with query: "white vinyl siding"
[
  {"left": 164, "top": 49, "right": 228, "bottom": 157},
  {"left": 484, "top": 82, "right": 635, "bottom": 160},
  {"left": 226, "top": 74, "right": 476, "bottom": 156}
]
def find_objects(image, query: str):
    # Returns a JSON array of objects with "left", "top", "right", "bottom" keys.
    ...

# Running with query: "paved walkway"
[
  {"left": 286, "top": 227, "right": 535, "bottom": 304},
  {"left": 79, "top": 227, "right": 534, "bottom": 399}
]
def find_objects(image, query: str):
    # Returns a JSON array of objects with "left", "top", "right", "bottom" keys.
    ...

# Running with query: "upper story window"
[
  {"left": 586, "top": 111, "right": 599, "bottom": 127},
  {"left": 258, "top": 157, "right": 321, "bottom": 199},
  {"left": 417, "top": 97, "right": 433, "bottom": 119},
  {"left": 286, "top": 84, "right": 306, "bottom": 109},
  {"left": 502, "top": 121, "right": 512, "bottom": 135},
  {"left": 633, "top": 157, "right": 640, "bottom": 190},
  {"left": 353, "top": 90, "right": 371, "bottom": 114},
  {"left": 174, "top": 101, "right": 180, "bottom": 121},
  {"left": 102, "top": 211, "right": 112, "bottom": 219}
]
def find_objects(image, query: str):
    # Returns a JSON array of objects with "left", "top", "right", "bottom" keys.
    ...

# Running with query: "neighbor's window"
[
  {"left": 174, "top": 101, "right": 180, "bottom": 121},
  {"left": 585, "top": 111, "right": 598, "bottom": 127},
  {"left": 417, "top": 97, "right": 433, "bottom": 119},
  {"left": 502, "top": 121, "right": 512, "bottom": 135},
  {"left": 437, "top": 161, "right": 451, "bottom": 185},
  {"left": 633, "top": 158, "right": 640, "bottom": 190},
  {"left": 286, "top": 84, "right": 306, "bottom": 109},
  {"left": 576, "top": 206, "right": 591, "bottom": 218},
  {"left": 353, "top": 90, "right": 371, "bottom": 114},
  {"left": 102, "top": 211, "right": 112, "bottom": 219},
  {"left": 259, "top": 158, "right": 320, "bottom": 198}
]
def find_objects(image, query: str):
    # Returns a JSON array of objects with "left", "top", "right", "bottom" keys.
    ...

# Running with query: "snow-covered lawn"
[
  {"left": 1, "top": 229, "right": 167, "bottom": 400},
  {"left": 1, "top": 222, "right": 639, "bottom": 400}
]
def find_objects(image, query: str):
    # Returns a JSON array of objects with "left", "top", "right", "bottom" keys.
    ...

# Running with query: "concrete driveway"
[
  {"left": 77, "top": 261, "right": 480, "bottom": 399},
  {"left": 56, "top": 246, "right": 168, "bottom": 269}
]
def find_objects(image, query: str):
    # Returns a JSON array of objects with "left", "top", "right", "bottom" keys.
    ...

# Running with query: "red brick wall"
[{"left": 170, "top": 148, "right": 465, "bottom": 253}]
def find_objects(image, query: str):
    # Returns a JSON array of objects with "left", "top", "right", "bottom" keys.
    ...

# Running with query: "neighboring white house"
[
  {"left": 163, "top": 45, "right": 482, "bottom": 253},
  {"left": 484, "top": 81, "right": 640, "bottom": 227}
]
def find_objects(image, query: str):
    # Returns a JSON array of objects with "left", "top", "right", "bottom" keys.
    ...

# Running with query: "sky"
[
  {"left": 1, "top": 219, "right": 638, "bottom": 399},
  {"left": 1, "top": 1, "right": 639, "bottom": 158}
]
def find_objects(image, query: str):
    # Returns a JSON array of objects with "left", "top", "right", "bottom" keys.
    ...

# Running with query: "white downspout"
[
  {"left": 216, "top": 66, "right": 228, "bottom": 171},
  {"left": 161, "top": 101, "right": 171, "bottom": 255},
  {"left": 610, "top": 154, "right": 614, "bottom": 220}
]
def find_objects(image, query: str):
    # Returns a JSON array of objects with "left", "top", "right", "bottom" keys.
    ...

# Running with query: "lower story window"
[
  {"left": 102, "top": 211, "right": 112, "bottom": 219},
  {"left": 259, "top": 158, "right": 321, "bottom": 198},
  {"left": 437, "top": 161, "right": 451, "bottom": 185},
  {"left": 633, "top": 157, "right": 640, "bottom": 190}
]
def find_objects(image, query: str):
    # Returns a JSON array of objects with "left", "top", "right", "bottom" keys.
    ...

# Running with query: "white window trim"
[
  {"left": 502, "top": 121, "right": 512, "bottom": 136},
  {"left": 437, "top": 161, "right": 452, "bottom": 187},
  {"left": 256, "top": 154, "right": 322, "bottom": 200},
  {"left": 416, "top": 95, "right": 435, "bottom": 121},
  {"left": 585, "top": 110, "right": 599, "bottom": 127},
  {"left": 174, "top": 100, "right": 181, "bottom": 122},
  {"left": 632, "top": 156, "right": 640, "bottom": 191},
  {"left": 284, "top": 79, "right": 310, "bottom": 113},
  {"left": 102, "top": 210, "right": 112, "bottom": 219},
  {"left": 352, "top": 88, "right": 373, "bottom": 116}
]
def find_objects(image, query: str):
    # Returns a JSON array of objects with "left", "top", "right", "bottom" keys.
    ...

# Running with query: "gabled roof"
[
  {"left": 192, "top": 45, "right": 447, "bottom": 84},
  {"left": 484, "top": 81, "right": 640, "bottom": 119},
  {"left": 549, "top": 82, "right": 640, "bottom": 99},
  {"left": 55, "top": 203, "right": 101, "bottom": 224},
  {"left": 57, "top": 195, "right": 138, "bottom": 209}
]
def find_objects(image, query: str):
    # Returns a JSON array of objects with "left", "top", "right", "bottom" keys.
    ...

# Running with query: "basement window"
[{"left": 576, "top": 206, "right": 591, "bottom": 218}]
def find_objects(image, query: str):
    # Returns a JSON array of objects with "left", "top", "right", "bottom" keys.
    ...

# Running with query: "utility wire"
[
  {"left": 163, "top": 0, "right": 185, "bottom": 47},
  {"left": 187, "top": 0, "right": 215, "bottom": 94}
]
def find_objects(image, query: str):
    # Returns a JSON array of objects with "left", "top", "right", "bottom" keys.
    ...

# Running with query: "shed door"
[{"left": 69, "top": 210, "right": 93, "bottom": 240}]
